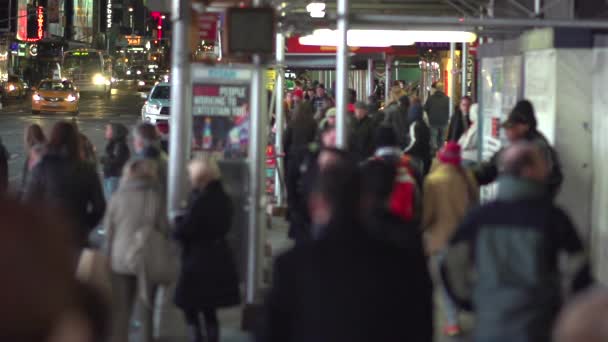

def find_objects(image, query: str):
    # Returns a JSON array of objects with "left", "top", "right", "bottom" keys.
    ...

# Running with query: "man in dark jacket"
[
  {"left": 474, "top": 100, "right": 563, "bottom": 197},
  {"left": 348, "top": 102, "right": 376, "bottom": 162},
  {"left": 383, "top": 95, "right": 410, "bottom": 149},
  {"left": 442, "top": 142, "right": 591, "bottom": 342},
  {"left": 405, "top": 103, "right": 432, "bottom": 176},
  {"left": 101, "top": 123, "right": 130, "bottom": 198},
  {"left": 0, "top": 138, "right": 8, "bottom": 194},
  {"left": 424, "top": 81, "right": 450, "bottom": 151},
  {"left": 447, "top": 96, "right": 472, "bottom": 142},
  {"left": 259, "top": 154, "right": 433, "bottom": 342}
]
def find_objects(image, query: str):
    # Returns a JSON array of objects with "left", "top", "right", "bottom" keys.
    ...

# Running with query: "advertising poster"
[
  {"left": 191, "top": 83, "right": 250, "bottom": 159},
  {"left": 525, "top": 50, "right": 556, "bottom": 144},
  {"left": 47, "top": 0, "right": 60, "bottom": 23},
  {"left": 73, "top": 0, "right": 94, "bottom": 42}
]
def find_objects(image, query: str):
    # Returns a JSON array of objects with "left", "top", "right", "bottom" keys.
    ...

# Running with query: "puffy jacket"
[
  {"left": 348, "top": 115, "right": 376, "bottom": 162},
  {"left": 101, "top": 124, "right": 130, "bottom": 178},
  {"left": 23, "top": 152, "right": 106, "bottom": 246},
  {"left": 442, "top": 176, "right": 591, "bottom": 342},
  {"left": 424, "top": 91, "right": 450, "bottom": 127}
]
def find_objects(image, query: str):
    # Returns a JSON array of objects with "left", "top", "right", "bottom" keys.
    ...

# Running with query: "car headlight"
[
  {"left": 32, "top": 93, "right": 41, "bottom": 101},
  {"left": 66, "top": 94, "right": 77, "bottom": 102},
  {"left": 146, "top": 103, "right": 161, "bottom": 114},
  {"left": 138, "top": 81, "right": 145, "bottom": 86},
  {"left": 126, "top": 70, "right": 131, "bottom": 75},
  {"left": 136, "top": 70, "right": 142, "bottom": 75},
  {"left": 8, "top": 84, "right": 15, "bottom": 91},
  {"left": 92, "top": 73, "right": 107, "bottom": 85}
]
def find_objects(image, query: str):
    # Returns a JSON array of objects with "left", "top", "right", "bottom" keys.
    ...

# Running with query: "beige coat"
[{"left": 422, "top": 162, "right": 478, "bottom": 255}]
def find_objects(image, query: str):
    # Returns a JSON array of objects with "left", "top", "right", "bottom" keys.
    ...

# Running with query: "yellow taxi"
[{"left": 32, "top": 79, "right": 80, "bottom": 115}]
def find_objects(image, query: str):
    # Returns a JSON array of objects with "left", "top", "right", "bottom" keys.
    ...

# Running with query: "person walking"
[
  {"left": 22, "top": 123, "right": 46, "bottom": 187},
  {"left": 424, "top": 81, "right": 450, "bottom": 151},
  {"left": 383, "top": 89, "right": 409, "bottom": 148},
  {"left": 447, "top": 96, "right": 472, "bottom": 142},
  {"left": 133, "top": 122, "right": 168, "bottom": 193},
  {"left": 422, "top": 141, "right": 478, "bottom": 336},
  {"left": 104, "top": 159, "right": 167, "bottom": 342},
  {"left": 174, "top": 158, "right": 240, "bottom": 342},
  {"left": 100, "top": 123, "right": 130, "bottom": 198},
  {"left": 404, "top": 103, "right": 432, "bottom": 176},
  {"left": 442, "top": 142, "right": 591, "bottom": 342},
  {"left": 312, "top": 84, "right": 330, "bottom": 115},
  {"left": 474, "top": 100, "right": 563, "bottom": 197},
  {"left": 23, "top": 121, "right": 105, "bottom": 247},
  {"left": 348, "top": 101, "right": 376, "bottom": 162},
  {"left": 283, "top": 102, "right": 317, "bottom": 169},
  {"left": 259, "top": 156, "right": 433, "bottom": 342}
]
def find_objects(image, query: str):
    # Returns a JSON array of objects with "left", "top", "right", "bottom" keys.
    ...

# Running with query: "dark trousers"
[{"left": 184, "top": 308, "right": 219, "bottom": 342}]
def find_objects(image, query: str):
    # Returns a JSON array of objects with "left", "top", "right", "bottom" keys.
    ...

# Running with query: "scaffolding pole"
[
  {"left": 462, "top": 42, "right": 468, "bottom": 97},
  {"left": 336, "top": 0, "right": 349, "bottom": 148},
  {"left": 274, "top": 32, "right": 285, "bottom": 207},
  {"left": 449, "top": 42, "right": 455, "bottom": 119},
  {"left": 168, "top": 0, "right": 192, "bottom": 221}
]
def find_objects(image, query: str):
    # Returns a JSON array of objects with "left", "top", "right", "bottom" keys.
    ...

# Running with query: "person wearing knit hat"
[{"left": 422, "top": 140, "right": 478, "bottom": 337}]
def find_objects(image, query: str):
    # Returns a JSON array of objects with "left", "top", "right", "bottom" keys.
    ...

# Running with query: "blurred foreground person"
[
  {"left": 553, "top": 287, "right": 608, "bottom": 342},
  {"left": 0, "top": 197, "right": 110, "bottom": 342},
  {"left": 475, "top": 100, "right": 562, "bottom": 197},
  {"left": 422, "top": 142, "right": 478, "bottom": 336},
  {"left": 24, "top": 121, "right": 105, "bottom": 247},
  {"left": 104, "top": 159, "right": 168, "bottom": 342},
  {"left": 260, "top": 153, "right": 433, "bottom": 342},
  {"left": 79, "top": 133, "right": 98, "bottom": 167},
  {"left": 22, "top": 123, "right": 46, "bottom": 186},
  {"left": 174, "top": 158, "right": 240, "bottom": 342},
  {"left": 443, "top": 142, "right": 591, "bottom": 342},
  {"left": 101, "top": 123, "right": 130, "bottom": 198}
]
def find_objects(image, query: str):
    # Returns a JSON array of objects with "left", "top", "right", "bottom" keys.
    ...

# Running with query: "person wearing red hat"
[{"left": 422, "top": 141, "right": 478, "bottom": 337}]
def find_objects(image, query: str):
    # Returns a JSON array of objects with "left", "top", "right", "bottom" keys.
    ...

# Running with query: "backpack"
[{"left": 388, "top": 154, "right": 421, "bottom": 222}]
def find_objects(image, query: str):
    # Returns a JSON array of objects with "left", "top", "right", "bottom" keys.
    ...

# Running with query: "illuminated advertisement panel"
[{"left": 73, "top": 0, "right": 94, "bottom": 42}]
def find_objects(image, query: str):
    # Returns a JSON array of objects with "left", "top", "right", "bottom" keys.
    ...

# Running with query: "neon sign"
[
  {"left": 24, "top": 6, "right": 44, "bottom": 42},
  {"left": 107, "top": 0, "right": 112, "bottom": 29}
]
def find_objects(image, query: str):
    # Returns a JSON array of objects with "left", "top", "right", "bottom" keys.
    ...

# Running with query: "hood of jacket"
[
  {"left": 110, "top": 123, "right": 129, "bottom": 142},
  {"left": 496, "top": 175, "right": 547, "bottom": 201}
]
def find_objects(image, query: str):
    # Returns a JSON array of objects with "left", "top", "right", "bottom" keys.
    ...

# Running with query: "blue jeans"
[
  {"left": 103, "top": 177, "right": 120, "bottom": 200},
  {"left": 430, "top": 126, "right": 447, "bottom": 153}
]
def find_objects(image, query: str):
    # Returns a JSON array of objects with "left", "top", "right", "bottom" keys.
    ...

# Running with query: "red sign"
[
  {"left": 198, "top": 13, "right": 219, "bottom": 42},
  {"left": 286, "top": 37, "right": 418, "bottom": 56}
]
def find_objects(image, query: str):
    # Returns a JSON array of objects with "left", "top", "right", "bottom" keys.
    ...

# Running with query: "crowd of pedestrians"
[{"left": 0, "top": 77, "right": 599, "bottom": 342}]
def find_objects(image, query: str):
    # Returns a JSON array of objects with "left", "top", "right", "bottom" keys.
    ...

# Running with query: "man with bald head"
[{"left": 441, "top": 142, "right": 591, "bottom": 342}]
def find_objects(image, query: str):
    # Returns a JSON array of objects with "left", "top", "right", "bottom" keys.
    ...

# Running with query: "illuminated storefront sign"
[
  {"left": 126, "top": 36, "right": 142, "bottom": 45},
  {"left": 36, "top": 6, "right": 44, "bottom": 40},
  {"left": 106, "top": 0, "right": 112, "bottom": 29}
]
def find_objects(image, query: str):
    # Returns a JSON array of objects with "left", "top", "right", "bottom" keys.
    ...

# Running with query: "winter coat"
[
  {"left": 23, "top": 152, "right": 106, "bottom": 246},
  {"left": 422, "top": 163, "right": 478, "bottom": 255},
  {"left": 404, "top": 120, "right": 432, "bottom": 175},
  {"left": 442, "top": 176, "right": 592, "bottom": 342},
  {"left": 284, "top": 113, "right": 317, "bottom": 155},
  {"left": 101, "top": 124, "right": 131, "bottom": 178},
  {"left": 383, "top": 103, "right": 409, "bottom": 148},
  {"left": 136, "top": 146, "right": 168, "bottom": 196},
  {"left": 103, "top": 178, "right": 167, "bottom": 275},
  {"left": 259, "top": 223, "right": 433, "bottom": 342},
  {"left": 0, "top": 139, "right": 8, "bottom": 193},
  {"left": 424, "top": 91, "right": 450, "bottom": 128},
  {"left": 174, "top": 181, "right": 240, "bottom": 309},
  {"left": 447, "top": 109, "right": 470, "bottom": 142},
  {"left": 286, "top": 143, "right": 319, "bottom": 243},
  {"left": 474, "top": 130, "right": 563, "bottom": 198},
  {"left": 348, "top": 115, "right": 376, "bottom": 162}
]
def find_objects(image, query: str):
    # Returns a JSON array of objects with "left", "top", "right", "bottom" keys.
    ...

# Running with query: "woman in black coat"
[{"left": 174, "top": 158, "right": 240, "bottom": 342}]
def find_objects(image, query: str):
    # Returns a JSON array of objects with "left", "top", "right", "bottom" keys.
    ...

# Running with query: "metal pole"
[
  {"left": 534, "top": 0, "right": 541, "bottom": 16},
  {"left": 274, "top": 32, "right": 285, "bottom": 207},
  {"left": 168, "top": 0, "right": 192, "bottom": 220},
  {"left": 449, "top": 42, "right": 455, "bottom": 119},
  {"left": 462, "top": 42, "right": 467, "bottom": 97},
  {"left": 384, "top": 55, "right": 392, "bottom": 104},
  {"left": 335, "top": 0, "right": 349, "bottom": 148},
  {"left": 367, "top": 58, "right": 374, "bottom": 97}
]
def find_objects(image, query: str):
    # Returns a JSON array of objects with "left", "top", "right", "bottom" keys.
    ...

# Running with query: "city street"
[{"left": 0, "top": 82, "right": 145, "bottom": 190}]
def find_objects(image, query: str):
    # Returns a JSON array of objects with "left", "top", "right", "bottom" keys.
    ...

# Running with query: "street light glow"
[
  {"left": 128, "top": 7, "right": 134, "bottom": 12},
  {"left": 299, "top": 29, "right": 477, "bottom": 47}
]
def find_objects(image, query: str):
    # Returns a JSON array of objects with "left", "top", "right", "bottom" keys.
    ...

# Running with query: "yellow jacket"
[{"left": 422, "top": 162, "right": 478, "bottom": 255}]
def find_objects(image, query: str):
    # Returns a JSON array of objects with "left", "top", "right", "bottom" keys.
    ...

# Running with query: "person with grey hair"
[
  {"left": 132, "top": 122, "right": 168, "bottom": 194},
  {"left": 173, "top": 158, "right": 240, "bottom": 342},
  {"left": 441, "top": 142, "right": 592, "bottom": 342},
  {"left": 553, "top": 287, "right": 608, "bottom": 342}
]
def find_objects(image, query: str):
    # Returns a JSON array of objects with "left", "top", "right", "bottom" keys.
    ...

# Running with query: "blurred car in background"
[
  {"left": 137, "top": 73, "right": 160, "bottom": 92},
  {"left": 3, "top": 75, "right": 28, "bottom": 99}
]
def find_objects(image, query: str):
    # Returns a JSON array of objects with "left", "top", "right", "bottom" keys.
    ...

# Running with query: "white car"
[{"left": 141, "top": 83, "right": 170, "bottom": 124}]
